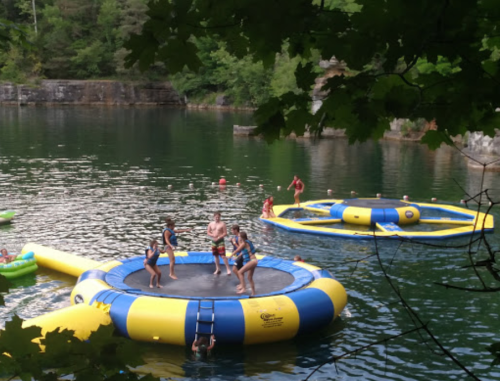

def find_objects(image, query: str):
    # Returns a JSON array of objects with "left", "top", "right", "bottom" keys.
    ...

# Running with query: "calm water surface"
[{"left": 0, "top": 107, "right": 499, "bottom": 381}]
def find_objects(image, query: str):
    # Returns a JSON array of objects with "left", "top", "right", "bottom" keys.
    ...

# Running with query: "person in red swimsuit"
[
  {"left": 261, "top": 196, "right": 276, "bottom": 218},
  {"left": 287, "top": 175, "right": 305, "bottom": 206}
]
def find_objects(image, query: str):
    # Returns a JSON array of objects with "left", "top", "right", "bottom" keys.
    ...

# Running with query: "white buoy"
[
  {"left": 38, "top": 191, "right": 43, "bottom": 195},
  {"left": 327, "top": 189, "right": 333, "bottom": 194},
  {"left": 259, "top": 184, "right": 264, "bottom": 188},
  {"left": 403, "top": 195, "right": 409, "bottom": 201},
  {"left": 167, "top": 185, "right": 172, "bottom": 189},
  {"left": 189, "top": 183, "right": 194, "bottom": 188},
  {"left": 460, "top": 199, "right": 466, "bottom": 204},
  {"left": 431, "top": 197, "right": 437, "bottom": 202},
  {"left": 236, "top": 183, "right": 241, "bottom": 187},
  {"left": 489, "top": 201, "right": 493, "bottom": 206},
  {"left": 376, "top": 193, "right": 382, "bottom": 198},
  {"left": 277, "top": 186, "right": 282, "bottom": 191},
  {"left": 351, "top": 191, "right": 356, "bottom": 195},
  {"left": 212, "top": 182, "right": 216, "bottom": 186}
]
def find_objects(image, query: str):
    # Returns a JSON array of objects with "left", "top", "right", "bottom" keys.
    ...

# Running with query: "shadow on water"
[{"left": 135, "top": 319, "right": 346, "bottom": 380}]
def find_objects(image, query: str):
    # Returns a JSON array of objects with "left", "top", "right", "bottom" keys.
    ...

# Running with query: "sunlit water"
[{"left": 0, "top": 107, "right": 499, "bottom": 381}]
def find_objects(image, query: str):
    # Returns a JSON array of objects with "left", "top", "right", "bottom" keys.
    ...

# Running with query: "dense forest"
[{"left": 0, "top": 0, "right": 325, "bottom": 106}]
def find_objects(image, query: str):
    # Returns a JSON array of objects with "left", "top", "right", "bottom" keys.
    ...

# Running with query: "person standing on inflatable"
[
  {"left": 287, "top": 175, "right": 305, "bottom": 207},
  {"left": 144, "top": 240, "right": 165, "bottom": 288},
  {"left": 163, "top": 218, "right": 192, "bottom": 280},
  {"left": 207, "top": 211, "right": 230, "bottom": 275}
]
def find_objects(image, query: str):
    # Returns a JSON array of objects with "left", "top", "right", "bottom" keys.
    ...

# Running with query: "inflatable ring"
[
  {"left": 261, "top": 198, "right": 494, "bottom": 240},
  {"left": 69, "top": 252, "right": 347, "bottom": 346},
  {"left": 329, "top": 198, "right": 420, "bottom": 225}
]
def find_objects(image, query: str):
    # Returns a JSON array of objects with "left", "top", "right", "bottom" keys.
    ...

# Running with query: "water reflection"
[{"left": 0, "top": 107, "right": 499, "bottom": 381}]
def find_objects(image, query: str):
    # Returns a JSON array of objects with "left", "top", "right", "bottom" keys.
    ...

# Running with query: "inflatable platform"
[
  {"left": 21, "top": 243, "right": 347, "bottom": 346},
  {"left": 260, "top": 198, "right": 494, "bottom": 240}
]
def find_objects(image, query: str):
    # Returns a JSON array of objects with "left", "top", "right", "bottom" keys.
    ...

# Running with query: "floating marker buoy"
[
  {"left": 167, "top": 185, "right": 172, "bottom": 189},
  {"left": 189, "top": 183, "right": 194, "bottom": 188},
  {"left": 277, "top": 186, "right": 281, "bottom": 191},
  {"left": 259, "top": 184, "right": 264, "bottom": 188},
  {"left": 376, "top": 193, "right": 382, "bottom": 198},
  {"left": 431, "top": 197, "right": 437, "bottom": 202},
  {"left": 38, "top": 191, "right": 43, "bottom": 195},
  {"left": 351, "top": 191, "right": 356, "bottom": 195},
  {"left": 236, "top": 183, "right": 241, "bottom": 187},
  {"left": 460, "top": 199, "right": 466, "bottom": 204},
  {"left": 219, "top": 178, "right": 226, "bottom": 185},
  {"left": 489, "top": 201, "right": 493, "bottom": 206},
  {"left": 403, "top": 195, "right": 409, "bottom": 200},
  {"left": 211, "top": 182, "right": 216, "bottom": 186},
  {"left": 327, "top": 189, "right": 333, "bottom": 194}
]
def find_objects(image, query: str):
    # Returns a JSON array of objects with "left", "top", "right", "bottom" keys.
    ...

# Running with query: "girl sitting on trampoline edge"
[
  {"left": 144, "top": 240, "right": 165, "bottom": 288},
  {"left": 261, "top": 196, "right": 276, "bottom": 218},
  {"left": 231, "top": 231, "right": 258, "bottom": 296}
]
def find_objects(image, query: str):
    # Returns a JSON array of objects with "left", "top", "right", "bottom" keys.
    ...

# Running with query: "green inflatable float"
[
  {"left": 0, "top": 210, "right": 16, "bottom": 225},
  {"left": 0, "top": 251, "right": 38, "bottom": 279}
]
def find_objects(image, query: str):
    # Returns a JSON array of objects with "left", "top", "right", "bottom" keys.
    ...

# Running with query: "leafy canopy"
[{"left": 125, "top": 0, "right": 500, "bottom": 146}]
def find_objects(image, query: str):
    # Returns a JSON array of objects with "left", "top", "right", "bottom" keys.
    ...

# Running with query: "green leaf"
[
  {"left": 295, "top": 62, "right": 316, "bottom": 91},
  {"left": 0, "top": 315, "right": 41, "bottom": 358}
]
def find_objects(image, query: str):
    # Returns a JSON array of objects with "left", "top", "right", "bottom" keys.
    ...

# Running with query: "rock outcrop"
[{"left": 0, "top": 80, "right": 183, "bottom": 106}]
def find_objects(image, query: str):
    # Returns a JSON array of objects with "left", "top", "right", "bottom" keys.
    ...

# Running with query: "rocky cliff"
[{"left": 0, "top": 80, "right": 183, "bottom": 106}]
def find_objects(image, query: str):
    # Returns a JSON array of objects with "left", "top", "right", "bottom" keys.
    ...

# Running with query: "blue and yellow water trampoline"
[
  {"left": 21, "top": 244, "right": 347, "bottom": 346},
  {"left": 261, "top": 198, "right": 494, "bottom": 240}
]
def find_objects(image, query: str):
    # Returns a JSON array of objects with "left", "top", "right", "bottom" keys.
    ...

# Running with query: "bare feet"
[
  {"left": 227, "top": 271, "right": 231, "bottom": 275},
  {"left": 236, "top": 288, "right": 246, "bottom": 294},
  {"left": 157, "top": 284, "right": 163, "bottom": 288},
  {"left": 214, "top": 270, "right": 221, "bottom": 275},
  {"left": 149, "top": 285, "right": 154, "bottom": 288},
  {"left": 169, "top": 274, "right": 178, "bottom": 280}
]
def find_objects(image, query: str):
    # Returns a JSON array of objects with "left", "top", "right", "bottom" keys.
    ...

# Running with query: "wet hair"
[
  {"left": 214, "top": 211, "right": 221, "bottom": 216},
  {"left": 150, "top": 240, "right": 158, "bottom": 247},
  {"left": 165, "top": 218, "right": 175, "bottom": 228},
  {"left": 195, "top": 336, "right": 209, "bottom": 354},
  {"left": 0, "top": 248, "right": 7, "bottom": 257},
  {"left": 239, "top": 231, "right": 248, "bottom": 241},
  {"left": 232, "top": 224, "right": 240, "bottom": 232},
  {"left": 294, "top": 255, "right": 302, "bottom": 261}
]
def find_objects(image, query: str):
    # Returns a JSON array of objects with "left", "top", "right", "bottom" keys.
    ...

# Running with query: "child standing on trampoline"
[
  {"left": 207, "top": 211, "right": 230, "bottom": 275},
  {"left": 144, "top": 240, "right": 165, "bottom": 288},
  {"left": 163, "top": 218, "right": 192, "bottom": 280},
  {"left": 287, "top": 175, "right": 305, "bottom": 207},
  {"left": 232, "top": 231, "right": 258, "bottom": 296}
]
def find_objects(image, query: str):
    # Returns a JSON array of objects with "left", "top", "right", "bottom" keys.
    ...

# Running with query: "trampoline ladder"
[{"left": 195, "top": 299, "right": 215, "bottom": 341}]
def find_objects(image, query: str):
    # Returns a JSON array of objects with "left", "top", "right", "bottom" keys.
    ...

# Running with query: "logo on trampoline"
[
  {"left": 405, "top": 211, "right": 414, "bottom": 219},
  {"left": 260, "top": 313, "right": 275, "bottom": 321},
  {"left": 74, "top": 294, "right": 84, "bottom": 304}
]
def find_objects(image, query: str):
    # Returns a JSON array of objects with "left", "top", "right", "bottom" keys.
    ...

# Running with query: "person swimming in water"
[
  {"left": 162, "top": 218, "right": 192, "bottom": 280},
  {"left": 287, "top": 175, "right": 305, "bottom": 207},
  {"left": 192, "top": 334, "right": 216, "bottom": 359},
  {"left": 144, "top": 240, "right": 165, "bottom": 288},
  {"left": 261, "top": 196, "right": 276, "bottom": 218},
  {"left": 232, "top": 231, "right": 258, "bottom": 295}
]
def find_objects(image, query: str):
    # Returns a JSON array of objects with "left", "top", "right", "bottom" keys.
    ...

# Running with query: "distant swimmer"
[
  {"left": 261, "top": 196, "right": 276, "bottom": 218},
  {"left": 162, "top": 218, "right": 192, "bottom": 280},
  {"left": 287, "top": 175, "right": 305, "bottom": 207},
  {"left": 144, "top": 240, "right": 165, "bottom": 288},
  {"left": 207, "top": 211, "right": 230, "bottom": 275},
  {"left": 232, "top": 231, "right": 258, "bottom": 296},
  {"left": 294, "top": 255, "right": 305, "bottom": 262}
]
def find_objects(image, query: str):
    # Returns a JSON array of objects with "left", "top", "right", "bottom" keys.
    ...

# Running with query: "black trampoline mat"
[
  {"left": 123, "top": 264, "right": 295, "bottom": 297},
  {"left": 343, "top": 199, "right": 407, "bottom": 208}
]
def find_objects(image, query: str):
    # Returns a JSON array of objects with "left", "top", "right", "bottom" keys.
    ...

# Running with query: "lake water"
[{"left": 0, "top": 106, "right": 499, "bottom": 381}]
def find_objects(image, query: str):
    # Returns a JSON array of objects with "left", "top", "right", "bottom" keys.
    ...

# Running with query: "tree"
[{"left": 125, "top": 0, "right": 500, "bottom": 146}]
